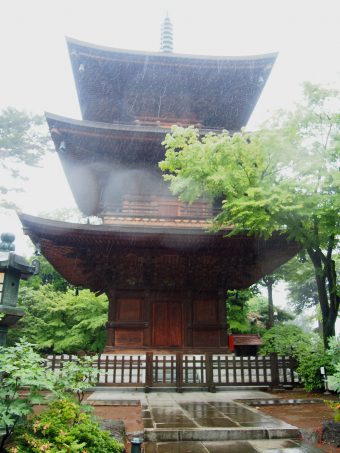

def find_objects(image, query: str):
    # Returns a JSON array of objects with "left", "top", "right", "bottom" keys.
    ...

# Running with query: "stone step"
[
  {"left": 144, "top": 426, "right": 300, "bottom": 442},
  {"left": 143, "top": 439, "right": 324, "bottom": 452}
]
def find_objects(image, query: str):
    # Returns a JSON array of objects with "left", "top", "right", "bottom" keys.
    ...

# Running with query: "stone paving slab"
[
  {"left": 88, "top": 389, "right": 306, "bottom": 447},
  {"left": 144, "top": 439, "right": 324, "bottom": 452},
  {"left": 143, "top": 399, "right": 299, "bottom": 441}
]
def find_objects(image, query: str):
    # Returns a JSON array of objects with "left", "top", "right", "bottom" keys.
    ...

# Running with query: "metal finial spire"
[{"left": 160, "top": 14, "right": 173, "bottom": 53}]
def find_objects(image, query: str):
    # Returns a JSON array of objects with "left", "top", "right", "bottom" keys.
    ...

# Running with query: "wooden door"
[{"left": 152, "top": 302, "right": 182, "bottom": 347}]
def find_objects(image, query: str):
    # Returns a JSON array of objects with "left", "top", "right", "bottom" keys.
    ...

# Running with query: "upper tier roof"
[
  {"left": 45, "top": 112, "right": 220, "bottom": 216},
  {"left": 67, "top": 37, "right": 277, "bottom": 130}
]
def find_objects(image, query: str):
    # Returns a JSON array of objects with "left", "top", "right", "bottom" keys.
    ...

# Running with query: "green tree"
[
  {"left": 280, "top": 255, "right": 319, "bottom": 313},
  {"left": 247, "top": 294, "right": 294, "bottom": 331},
  {"left": 227, "top": 288, "right": 255, "bottom": 333},
  {"left": 9, "top": 286, "right": 108, "bottom": 353},
  {"left": 160, "top": 83, "right": 340, "bottom": 346},
  {"left": 0, "top": 107, "right": 51, "bottom": 208},
  {"left": 23, "top": 255, "right": 69, "bottom": 292}
]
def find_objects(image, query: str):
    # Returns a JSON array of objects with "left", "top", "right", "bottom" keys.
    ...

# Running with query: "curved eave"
[
  {"left": 19, "top": 213, "right": 299, "bottom": 291},
  {"left": 19, "top": 212, "right": 232, "bottom": 244},
  {"left": 45, "top": 111, "right": 218, "bottom": 163},
  {"left": 67, "top": 37, "right": 277, "bottom": 128},
  {"left": 46, "top": 112, "right": 173, "bottom": 135},
  {"left": 67, "top": 36, "right": 278, "bottom": 65}
]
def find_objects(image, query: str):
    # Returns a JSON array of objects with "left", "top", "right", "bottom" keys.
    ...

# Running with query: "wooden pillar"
[
  {"left": 144, "top": 289, "right": 151, "bottom": 347},
  {"left": 185, "top": 290, "right": 193, "bottom": 347},
  {"left": 107, "top": 289, "right": 116, "bottom": 347},
  {"left": 218, "top": 289, "right": 228, "bottom": 349}
]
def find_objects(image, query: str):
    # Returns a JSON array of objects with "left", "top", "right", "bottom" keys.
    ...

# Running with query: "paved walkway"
[{"left": 88, "top": 389, "right": 323, "bottom": 452}]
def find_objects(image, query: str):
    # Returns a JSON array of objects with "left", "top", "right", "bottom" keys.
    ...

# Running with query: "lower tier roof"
[{"left": 19, "top": 213, "right": 299, "bottom": 293}]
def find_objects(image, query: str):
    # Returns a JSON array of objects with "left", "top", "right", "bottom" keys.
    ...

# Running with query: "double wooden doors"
[{"left": 152, "top": 302, "right": 182, "bottom": 347}]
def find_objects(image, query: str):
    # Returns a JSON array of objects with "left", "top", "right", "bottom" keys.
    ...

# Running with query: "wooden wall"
[{"left": 106, "top": 290, "right": 228, "bottom": 351}]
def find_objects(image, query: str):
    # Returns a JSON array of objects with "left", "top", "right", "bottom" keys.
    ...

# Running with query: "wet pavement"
[
  {"left": 143, "top": 439, "right": 324, "bottom": 452},
  {"left": 88, "top": 390, "right": 323, "bottom": 451},
  {"left": 143, "top": 401, "right": 292, "bottom": 430}
]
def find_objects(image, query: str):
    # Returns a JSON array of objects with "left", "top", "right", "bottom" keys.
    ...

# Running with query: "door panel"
[{"left": 153, "top": 302, "right": 182, "bottom": 347}]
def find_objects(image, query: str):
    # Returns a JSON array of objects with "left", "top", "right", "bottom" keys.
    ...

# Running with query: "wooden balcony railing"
[{"left": 100, "top": 196, "right": 216, "bottom": 221}]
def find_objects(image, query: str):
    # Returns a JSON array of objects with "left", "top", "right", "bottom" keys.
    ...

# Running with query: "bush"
[
  {"left": 326, "top": 336, "right": 340, "bottom": 393},
  {"left": 260, "top": 324, "right": 333, "bottom": 391},
  {"left": 260, "top": 323, "right": 311, "bottom": 357},
  {"left": 53, "top": 357, "right": 98, "bottom": 403},
  {"left": 296, "top": 337, "right": 333, "bottom": 391},
  {"left": 0, "top": 341, "right": 110, "bottom": 451},
  {"left": 0, "top": 340, "right": 55, "bottom": 451},
  {"left": 12, "top": 399, "right": 124, "bottom": 452}
]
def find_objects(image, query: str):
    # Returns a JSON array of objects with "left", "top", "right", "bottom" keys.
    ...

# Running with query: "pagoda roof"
[
  {"left": 19, "top": 213, "right": 299, "bottom": 293},
  {"left": 67, "top": 37, "right": 277, "bottom": 129},
  {"left": 46, "top": 112, "right": 218, "bottom": 216},
  {"left": 46, "top": 111, "right": 203, "bottom": 164}
]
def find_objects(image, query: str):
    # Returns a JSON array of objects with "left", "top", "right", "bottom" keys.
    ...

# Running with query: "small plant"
[
  {"left": 325, "top": 400, "right": 340, "bottom": 423},
  {"left": 326, "top": 336, "right": 340, "bottom": 393},
  {"left": 53, "top": 356, "right": 99, "bottom": 403},
  {"left": 11, "top": 399, "right": 124, "bottom": 452},
  {"left": 0, "top": 340, "right": 55, "bottom": 451},
  {"left": 0, "top": 342, "right": 101, "bottom": 450}
]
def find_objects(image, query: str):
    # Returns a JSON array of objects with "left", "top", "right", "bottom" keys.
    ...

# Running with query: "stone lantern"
[{"left": 0, "top": 232, "right": 36, "bottom": 346}]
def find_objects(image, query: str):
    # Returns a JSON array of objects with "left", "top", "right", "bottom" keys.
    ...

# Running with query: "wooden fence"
[{"left": 45, "top": 353, "right": 299, "bottom": 392}]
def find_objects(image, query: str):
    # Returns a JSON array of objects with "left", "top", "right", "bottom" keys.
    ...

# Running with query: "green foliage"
[
  {"left": 227, "top": 288, "right": 256, "bottom": 333},
  {"left": 12, "top": 399, "right": 124, "bottom": 453},
  {"left": 23, "top": 256, "right": 69, "bottom": 293},
  {"left": 0, "top": 340, "right": 55, "bottom": 450},
  {"left": 326, "top": 336, "right": 340, "bottom": 393},
  {"left": 9, "top": 286, "right": 108, "bottom": 353},
  {"left": 296, "top": 338, "right": 333, "bottom": 391},
  {"left": 160, "top": 83, "right": 340, "bottom": 344},
  {"left": 280, "top": 255, "right": 319, "bottom": 313},
  {"left": 247, "top": 295, "right": 293, "bottom": 332},
  {"left": 227, "top": 288, "right": 293, "bottom": 335},
  {"left": 325, "top": 400, "right": 340, "bottom": 422},
  {"left": 0, "top": 341, "right": 112, "bottom": 450},
  {"left": 261, "top": 324, "right": 333, "bottom": 391},
  {"left": 54, "top": 357, "right": 99, "bottom": 403},
  {"left": 0, "top": 108, "right": 52, "bottom": 208},
  {"left": 260, "top": 324, "right": 311, "bottom": 357}
]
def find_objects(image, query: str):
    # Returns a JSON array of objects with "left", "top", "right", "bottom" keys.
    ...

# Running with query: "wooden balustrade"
[
  {"left": 100, "top": 196, "right": 216, "bottom": 220},
  {"left": 45, "top": 352, "right": 299, "bottom": 391}
]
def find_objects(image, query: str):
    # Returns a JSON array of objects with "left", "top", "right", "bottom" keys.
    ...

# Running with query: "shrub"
[
  {"left": 0, "top": 341, "right": 104, "bottom": 451},
  {"left": 0, "top": 340, "right": 55, "bottom": 451},
  {"left": 260, "top": 324, "right": 333, "bottom": 391},
  {"left": 296, "top": 337, "right": 333, "bottom": 391},
  {"left": 326, "top": 336, "right": 340, "bottom": 392},
  {"left": 53, "top": 357, "right": 98, "bottom": 403},
  {"left": 12, "top": 399, "right": 124, "bottom": 452},
  {"left": 325, "top": 400, "right": 340, "bottom": 422},
  {"left": 260, "top": 323, "right": 311, "bottom": 357}
]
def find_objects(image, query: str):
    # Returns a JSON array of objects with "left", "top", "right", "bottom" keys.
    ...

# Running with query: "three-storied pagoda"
[{"left": 20, "top": 21, "right": 298, "bottom": 353}]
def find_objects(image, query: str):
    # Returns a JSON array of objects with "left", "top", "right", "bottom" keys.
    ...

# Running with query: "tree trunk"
[
  {"left": 263, "top": 276, "right": 275, "bottom": 329},
  {"left": 307, "top": 247, "right": 339, "bottom": 348}
]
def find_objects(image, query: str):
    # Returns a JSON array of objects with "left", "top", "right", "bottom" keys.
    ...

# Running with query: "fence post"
[
  {"left": 206, "top": 353, "right": 216, "bottom": 393},
  {"left": 145, "top": 352, "right": 153, "bottom": 393},
  {"left": 96, "top": 353, "right": 101, "bottom": 385},
  {"left": 270, "top": 352, "right": 280, "bottom": 388},
  {"left": 176, "top": 352, "right": 183, "bottom": 393}
]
